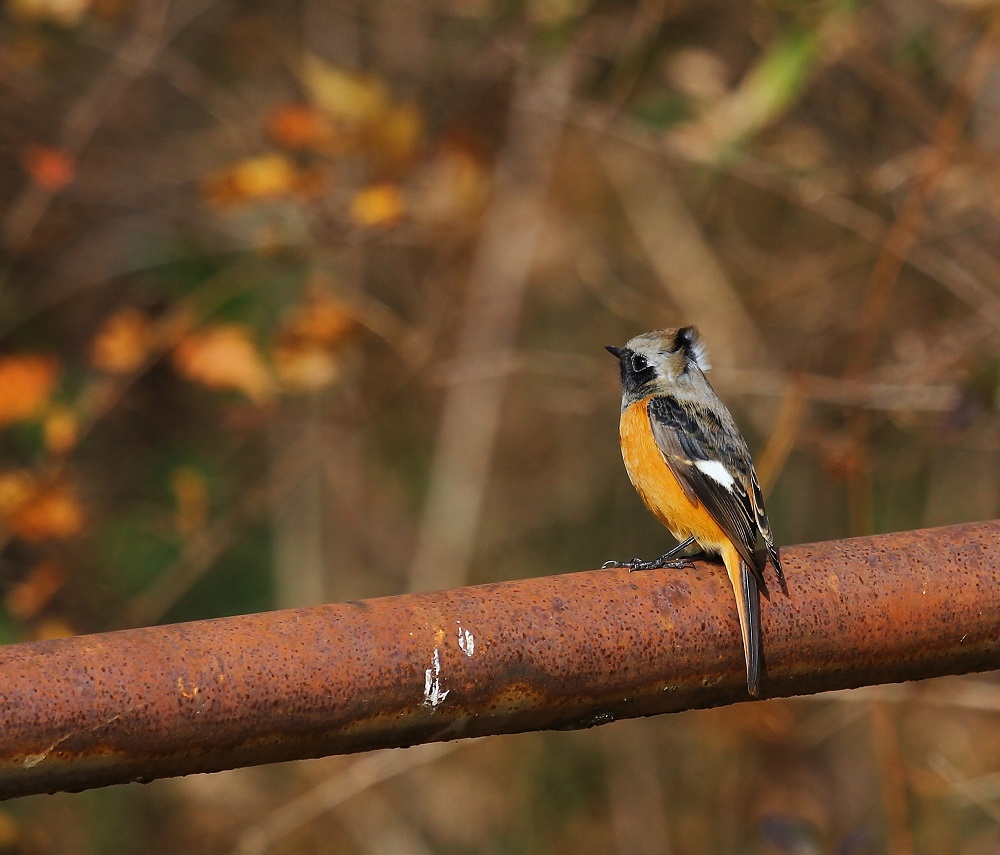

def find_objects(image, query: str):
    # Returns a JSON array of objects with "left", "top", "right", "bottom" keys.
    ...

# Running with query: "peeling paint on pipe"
[{"left": 1, "top": 519, "right": 999, "bottom": 799}]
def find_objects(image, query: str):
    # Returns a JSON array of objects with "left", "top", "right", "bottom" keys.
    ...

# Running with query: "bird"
[{"left": 604, "top": 326, "right": 783, "bottom": 696}]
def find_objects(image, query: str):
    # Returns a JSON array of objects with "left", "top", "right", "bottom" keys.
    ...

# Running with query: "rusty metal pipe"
[{"left": 1, "top": 519, "right": 999, "bottom": 800}]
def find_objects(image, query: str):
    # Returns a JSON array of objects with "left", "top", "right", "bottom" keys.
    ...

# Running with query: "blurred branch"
[
  {"left": 232, "top": 743, "right": 460, "bottom": 855},
  {"left": 929, "top": 755, "right": 1000, "bottom": 825},
  {"left": 846, "top": 13, "right": 1000, "bottom": 385},
  {"left": 336, "top": 787, "right": 438, "bottom": 855},
  {"left": 601, "top": 722, "right": 674, "bottom": 855},
  {"left": 408, "top": 48, "right": 580, "bottom": 592},
  {"left": 122, "top": 431, "right": 324, "bottom": 628},
  {"left": 719, "top": 369, "right": 957, "bottom": 413},
  {"left": 843, "top": 14, "right": 1000, "bottom": 533},
  {"left": 580, "top": 113, "right": 1000, "bottom": 338},
  {"left": 721, "top": 154, "right": 1000, "bottom": 337},
  {"left": 870, "top": 701, "right": 916, "bottom": 855},
  {"left": 797, "top": 678, "right": 1000, "bottom": 714},
  {"left": 121, "top": 480, "right": 272, "bottom": 629},
  {"left": 593, "top": 140, "right": 771, "bottom": 372},
  {"left": 754, "top": 377, "right": 807, "bottom": 495},
  {"left": 1, "top": 0, "right": 214, "bottom": 257},
  {"left": 1, "top": 519, "right": 999, "bottom": 800}
]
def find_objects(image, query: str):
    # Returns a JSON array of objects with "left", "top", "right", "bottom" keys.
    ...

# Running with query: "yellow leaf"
[
  {"left": 273, "top": 296, "right": 361, "bottom": 393},
  {"left": 274, "top": 346, "right": 340, "bottom": 392},
  {"left": 173, "top": 325, "right": 274, "bottom": 401},
  {"left": 0, "top": 471, "right": 35, "bottom": 516},
  {"left": 31, "top": 617, "right": 76, "bottom": 641},
  {"left": 43, "top": 406, "right": 79, "bottom": 455},
  {"left": 8, "top": 0, "right": 89, "bottom": 26},
  {"left": 90, "top": 307, "right": 153, "bottom": 373},
  {"left": 349, "top": 183, "right": 405, "bottom": 228},
  {"left": 370, "top": 102, "right": 424, "bottom": 168},
  {"left": 297, "top": 56, "right": 425, "bottom": 165},
  {"left": 0, "top": 354, "right": 59, "bottom": 426},
  {"left": 202, "top": 154, "right": 313, "bottom": 208},
  {"left": 300, "top": 55, "right": 389, "bottom": 130}
]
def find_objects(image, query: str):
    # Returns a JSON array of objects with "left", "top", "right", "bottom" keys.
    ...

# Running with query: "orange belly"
[{"left": 619, "top": 398, "right": 730, "bottom": 555}]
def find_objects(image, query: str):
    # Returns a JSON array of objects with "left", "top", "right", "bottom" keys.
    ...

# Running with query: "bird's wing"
[
  {"left": 748, "top": 465, "right": 782, "bottom": 578},
  {"left": 645, "top": 395, "right": 764, "bottom": 581}
]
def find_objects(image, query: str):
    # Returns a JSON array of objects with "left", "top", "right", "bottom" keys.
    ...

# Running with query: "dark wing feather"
[
  {"left": 748, "top": 465, "right": 782, "bottom": 579},
  {"left": 646, "top": 396, "right": 765, "bottom": 582}
]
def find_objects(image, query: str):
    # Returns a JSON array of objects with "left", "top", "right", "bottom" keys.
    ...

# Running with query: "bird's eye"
[{"left": 631, "top": 353, "right": 649, "bottom": 373}]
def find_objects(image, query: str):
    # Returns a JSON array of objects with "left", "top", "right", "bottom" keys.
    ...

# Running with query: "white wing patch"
[{"left": 694, "top": 459, "right": 735, "bottom": 489}]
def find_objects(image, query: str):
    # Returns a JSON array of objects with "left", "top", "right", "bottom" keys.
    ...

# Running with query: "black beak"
[{"left": 605, "top": 345, "right": 624, "bottom": 359}]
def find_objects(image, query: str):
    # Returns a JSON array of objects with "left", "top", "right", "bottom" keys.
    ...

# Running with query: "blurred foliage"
[{"left": 2, "top": 0, "right": 1000, "bottom": 852}]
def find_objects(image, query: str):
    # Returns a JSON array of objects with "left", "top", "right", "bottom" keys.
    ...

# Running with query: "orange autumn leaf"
[
  {"left": 0, "top": 471, "right": 34, "bottom": 516},
  {"left": 202, "top": 154, "right": 321, "bottom": 208},
  {"left": 90, "top": 307, "right": 154, "bottom": 373},
  {"left": 5, "top": 559, "right": 67, "bottom": 619},
  {"left": 267, "top": 104, "right": 340, "bottom": 150},
  {"left": 6, "top": 479, "right": 84, "bottom": 542},
  {"left": 282, "top": 297, "right": 359, "bottom": 346},
  {"left": 43, "top": 406, "right": 79, "bottom": 455},
  {"left": 173, "top": 325, "right": 274, "bottom": 401},
  {"left": 0, "top": 354, "right": 60, "bottom": 425},
  {"left": 273, "top": 296, "right": 361, "bottom": 392},
  {"left": 21, "top": 145, "right": 75, "bottom": 191},
  {"left": 349, "top": 183, "right": 405, "bottom": 228}
]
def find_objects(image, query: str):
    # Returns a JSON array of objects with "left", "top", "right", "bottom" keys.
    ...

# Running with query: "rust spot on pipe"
[{"left": 0, "top": 519, "right": 999, "bottom": 799}]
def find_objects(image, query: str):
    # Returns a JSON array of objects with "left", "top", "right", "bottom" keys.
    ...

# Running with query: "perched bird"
[{"left": 604, "top": 326, "right": 783, "bottom": 696}]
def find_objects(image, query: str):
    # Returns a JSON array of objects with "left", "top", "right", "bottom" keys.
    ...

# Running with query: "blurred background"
[{"left": 2, "top": 0, "right": 1000, "bottom": 851}]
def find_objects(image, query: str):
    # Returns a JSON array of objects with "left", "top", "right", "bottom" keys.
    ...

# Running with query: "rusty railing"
[{"left": 1, "top": 519, "right": 998, "bottom": 799}]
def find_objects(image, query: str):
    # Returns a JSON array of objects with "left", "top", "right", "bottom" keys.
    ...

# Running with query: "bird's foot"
[{"left": 602, "top": 555, "right": 695, "bottom": 572}]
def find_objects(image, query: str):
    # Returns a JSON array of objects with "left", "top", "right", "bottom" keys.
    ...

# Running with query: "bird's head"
[{"left": 606, "top": 326, "right": 711, "bottom": 405}]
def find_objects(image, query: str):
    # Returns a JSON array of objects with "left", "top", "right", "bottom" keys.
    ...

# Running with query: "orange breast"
[{"left": 619, "top": 398, "right": 730, "bottom": 554}]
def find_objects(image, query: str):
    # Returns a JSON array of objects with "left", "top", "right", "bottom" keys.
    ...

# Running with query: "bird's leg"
[{"left": 603, "top": 537, "right": 700, "bottom": 572}]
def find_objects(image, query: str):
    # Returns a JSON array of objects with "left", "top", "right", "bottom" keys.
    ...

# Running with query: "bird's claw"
[
  {"left": 601, "top": 558, "right": 642, "bottom": 570},
  {"left": 602, "top": 557, "right": 693, "bottom": 572},
  {"left": 629, "top": 558, "right": 694, "bottom": 572}
]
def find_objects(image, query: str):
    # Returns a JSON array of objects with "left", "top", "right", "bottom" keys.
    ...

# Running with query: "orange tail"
[{"left": 722, "top": 544, "right": 762, "bottom": 696}]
